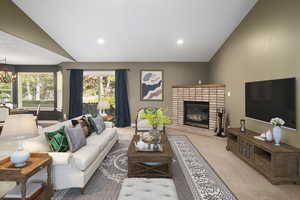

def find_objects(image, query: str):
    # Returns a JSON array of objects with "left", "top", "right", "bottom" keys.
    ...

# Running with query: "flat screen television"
[{"left": 245, "top": 78, "right": 296, "bottom": 130}]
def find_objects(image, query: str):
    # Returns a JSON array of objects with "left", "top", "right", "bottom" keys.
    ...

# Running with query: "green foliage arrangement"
[{"left": 140, "top": 108, "right": 171, "bottom": 129}]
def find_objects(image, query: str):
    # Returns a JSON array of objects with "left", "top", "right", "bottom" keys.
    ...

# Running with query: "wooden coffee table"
[{"left": 127, "top": 134, "right": 173, "bottom": 178}]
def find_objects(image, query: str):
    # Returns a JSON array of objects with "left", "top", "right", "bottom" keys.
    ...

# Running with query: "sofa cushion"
[
  {"left": 71, "top": 144, "right": 100, "bottom": 171},
  {"left": 87, "top": 128, "right": 117, "bottom": 151},
  {"left": 65, "top": 126, "right": 87, "bottom": 153},
  {"left": 48, "top": 152, "right": 72, "bottom": 165}
]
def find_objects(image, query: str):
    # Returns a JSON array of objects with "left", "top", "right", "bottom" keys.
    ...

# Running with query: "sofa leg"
[{"left": 81, "top": 187, "right": 85, "bottom": 194}]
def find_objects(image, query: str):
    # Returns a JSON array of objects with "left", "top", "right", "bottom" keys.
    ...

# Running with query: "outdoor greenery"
[
  {"left": 19, "top": 73, "right": 54, "bottom": 108},
  {"left": 83, "top": 74, "right": 115, "bottom": 108}
]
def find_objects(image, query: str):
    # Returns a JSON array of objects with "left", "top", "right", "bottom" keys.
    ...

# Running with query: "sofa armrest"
[{"left": 48, "top": 152, "right": 72, "bottom": 165}]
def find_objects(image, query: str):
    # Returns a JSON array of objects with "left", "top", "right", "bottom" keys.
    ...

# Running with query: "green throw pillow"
[{"left": 45, "top": 126, "right": 69, "bottom": 152}]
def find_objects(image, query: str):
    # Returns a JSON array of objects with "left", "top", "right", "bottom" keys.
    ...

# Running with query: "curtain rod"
[{"left": 64, "top": 68, "right": 130, "bottom": 71}]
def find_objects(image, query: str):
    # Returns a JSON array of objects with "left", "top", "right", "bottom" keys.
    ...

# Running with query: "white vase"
[{"left": 273, "top": 126, "right": 282, "bottom": 146}]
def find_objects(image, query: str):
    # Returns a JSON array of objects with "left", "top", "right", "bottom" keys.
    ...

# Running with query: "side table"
[{"left": 0, "top": 153, "right": 53, "bottom": 200}]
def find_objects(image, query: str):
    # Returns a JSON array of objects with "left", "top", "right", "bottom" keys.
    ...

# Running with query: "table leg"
[
  {"left": 47, "top": 163, "right": 53, "bottom": 198},
  {"left": 21, "top": 181, "right": 27, "bottom": 200}
]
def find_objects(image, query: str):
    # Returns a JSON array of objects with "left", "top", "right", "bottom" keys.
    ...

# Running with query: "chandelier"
[{"left": 0, "top": 71, "right": 12, "bottom": 83}]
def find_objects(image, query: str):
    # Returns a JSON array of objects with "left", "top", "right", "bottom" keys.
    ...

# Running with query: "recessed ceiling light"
[
  {"left": 176, "top": 39, "right": 184, "bottom": 45},
  {"left": 97, "top": 38, "right": 105, "bottom": 45}
]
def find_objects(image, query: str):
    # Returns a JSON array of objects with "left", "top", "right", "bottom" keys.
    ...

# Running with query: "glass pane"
[
  {"left": 0, "top": 71, "right": 13, "bottom": 104},
  {"left": 83, "top": 71, "right": 115, "bottom": 118},
  {"left": 18, "top": 72, "right": 54, "bottom": 109},
  {"left": 57, "top": 71, "right": 63, "bottom": 111}
]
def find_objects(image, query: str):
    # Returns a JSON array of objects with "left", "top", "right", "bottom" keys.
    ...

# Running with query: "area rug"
[{"left": 53, "top": 136, "right": 237, "bottom": 200}]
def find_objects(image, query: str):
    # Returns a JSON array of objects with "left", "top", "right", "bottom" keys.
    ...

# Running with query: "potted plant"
[
  {"left": 270, "top": 117, "right": 285, "bottom": 146},
  {"left": 140, "top": 108, "right": 170, "bottom": 144}
]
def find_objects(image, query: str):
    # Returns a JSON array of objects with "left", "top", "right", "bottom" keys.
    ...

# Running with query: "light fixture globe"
[
  {"left": 97, "top": 38, "right": 105, "bottom": 45},
  {"left": 176, "top": 38, "right": 184, "bottom": 45}
]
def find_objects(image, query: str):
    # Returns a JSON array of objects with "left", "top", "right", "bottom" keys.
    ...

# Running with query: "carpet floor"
[{"left": 54, "top": 136, "right": 236, "bottom": 200}]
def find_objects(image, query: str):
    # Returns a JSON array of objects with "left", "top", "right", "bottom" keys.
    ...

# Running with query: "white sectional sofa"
[{"left": 23, "top": 117, "right": 118, "bottom": 191}]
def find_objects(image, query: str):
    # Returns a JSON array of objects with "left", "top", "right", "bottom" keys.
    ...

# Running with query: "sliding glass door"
[{"left": 83, "top": 71, "right": 115, "bottom": 119}]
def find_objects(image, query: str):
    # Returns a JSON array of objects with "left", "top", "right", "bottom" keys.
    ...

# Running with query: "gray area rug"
[{"left": 53, "top": 136, "right": 237, "bottom": 200}]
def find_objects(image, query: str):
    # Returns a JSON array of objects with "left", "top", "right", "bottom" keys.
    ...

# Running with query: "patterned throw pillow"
[
  {"left": 45, "top": 126, "right": 69, "bottom": 152},
  {"left": 81, "top": 116, "right": 94, "bottom": 136},
  {"left": 64, "top": 126, "right": 87, "bottom": 152},
  {"left": 71, "top": 118, "right": 92, "bottom": 137},
  {"left": 90, "top": 115, "right": 106, "bottom": 134}
]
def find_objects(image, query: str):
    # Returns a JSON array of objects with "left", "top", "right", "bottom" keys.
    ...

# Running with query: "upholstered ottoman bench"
[{"left": 118, "top": 178, "right": 178, "bottom": 200}]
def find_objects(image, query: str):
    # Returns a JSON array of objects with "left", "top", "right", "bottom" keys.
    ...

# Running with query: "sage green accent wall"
[
  {"left": 0, "top": 0, "right": 74, "bottom": 61},
  {"left": 208, "top": 0, "right": 300, "bottom": 148},
  {"left": 60, "top": 62, "right": 208, "bottom": 121}
]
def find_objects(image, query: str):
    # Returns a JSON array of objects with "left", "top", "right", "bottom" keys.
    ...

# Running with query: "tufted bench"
[{"left": 118, "top": 178, "right": 178, "bottom": 200}]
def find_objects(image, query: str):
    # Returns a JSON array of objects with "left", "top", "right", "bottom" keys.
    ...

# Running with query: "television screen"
[{"left": 245, "top": 78, "right": 296, "bottom": 129}]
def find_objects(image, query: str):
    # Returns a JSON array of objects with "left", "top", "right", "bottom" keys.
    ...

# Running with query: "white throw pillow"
[{"left": 64, "top": 126, "right": 87, "bottom": 152}]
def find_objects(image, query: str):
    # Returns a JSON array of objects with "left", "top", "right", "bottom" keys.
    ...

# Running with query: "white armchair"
[
  {"left": 0, "top": 106, "right": 10, "bottom": 123},
  {"left": 135, "top": 108, "right": 165, "bottom": 135}
]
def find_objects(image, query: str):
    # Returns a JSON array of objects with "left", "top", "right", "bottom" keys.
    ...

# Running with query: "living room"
[{"left": 0, "top": 0, "right": 300, "bottom": 200}]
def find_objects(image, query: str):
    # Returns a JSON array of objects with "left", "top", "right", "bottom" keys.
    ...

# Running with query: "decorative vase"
[
  {"left": 149, "top": 126, "right": 161, "bottom": 149},
  {"left": 273, "top": 126, "right": 282, "bottom": 146},
  {"left": 266, "top": 130, "right": 273, "bottom": 142}
]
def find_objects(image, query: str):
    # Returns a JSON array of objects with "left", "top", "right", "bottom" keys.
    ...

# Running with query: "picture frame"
[{"left": 140, "top": 70, "right": 164, "bottom": 101}]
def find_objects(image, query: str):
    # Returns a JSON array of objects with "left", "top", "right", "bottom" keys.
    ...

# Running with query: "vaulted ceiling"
[
  {"left": 9, "top": 0, "right": 257, "bottom": 63},
  {"left": 0, "top": 31, "right": 71, "bottom": 65}
]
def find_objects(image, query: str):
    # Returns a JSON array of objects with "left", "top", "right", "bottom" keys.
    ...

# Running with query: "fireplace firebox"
[{"left": 184, "top": 101, "right": 209, "bottom": 129}]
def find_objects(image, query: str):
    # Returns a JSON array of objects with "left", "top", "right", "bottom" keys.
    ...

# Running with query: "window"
[
  {"left": 83, "top": 71, "right": 115, "bottom": 116},
  {"left": 18, "top": 72, "right": 55, "bottom": 109},
  {"left": 0, "top": 71, "right": 13, "bottom": 104}
]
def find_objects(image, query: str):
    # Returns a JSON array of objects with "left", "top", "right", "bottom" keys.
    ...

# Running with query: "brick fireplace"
[{"left": 172, "top": 84, "right": 225, "bottom": 131}]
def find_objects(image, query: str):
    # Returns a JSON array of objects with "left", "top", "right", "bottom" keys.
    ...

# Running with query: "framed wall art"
[{"left": 140, "top": 70, "right": 164, "bottom": 101}]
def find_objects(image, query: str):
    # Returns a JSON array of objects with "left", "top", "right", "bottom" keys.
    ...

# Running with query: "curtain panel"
[
  {"left": 115, "top": 69, "right": 131, "bottom": 127},
  {"left": 69, "top": 69, "right": 83, "bottom": 119}
]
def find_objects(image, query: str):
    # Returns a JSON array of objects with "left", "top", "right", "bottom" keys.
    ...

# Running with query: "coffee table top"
[{"left": 128, "top": 134, "right": 173, "bottom": 159}]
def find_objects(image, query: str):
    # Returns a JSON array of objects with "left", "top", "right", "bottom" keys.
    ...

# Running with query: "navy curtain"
[
  {"left": 69, "top": 69, "right": 83, "bottom": 119},
  {"left": 115, "top": 69, "right": 131, "bottom": 127}
]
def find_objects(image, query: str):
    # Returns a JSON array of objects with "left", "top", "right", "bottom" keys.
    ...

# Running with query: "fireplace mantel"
[{"left": 172, "top": 84, "right": 225, "bottom": 131}]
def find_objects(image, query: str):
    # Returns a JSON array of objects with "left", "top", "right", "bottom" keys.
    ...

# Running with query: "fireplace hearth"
[{"left": 184, "top": 101, "right": 209, "bottom": 129}]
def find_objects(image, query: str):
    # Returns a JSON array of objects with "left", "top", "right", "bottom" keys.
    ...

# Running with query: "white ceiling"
[
  {"left": 0, "top": 31, "right": 72, "bottom": 65},
  {"left": 13, "top": 0, "right": 257, "bottom": 62}
]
